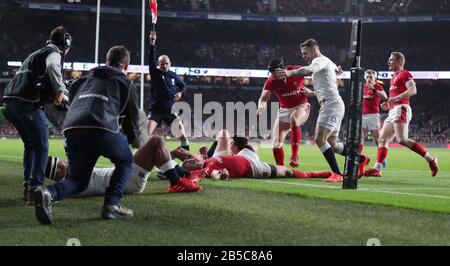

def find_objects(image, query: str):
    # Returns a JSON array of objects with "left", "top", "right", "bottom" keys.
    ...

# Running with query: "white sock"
[
  {"left": 374, "top": 162, "right": 383, "bottom": 171},
  {"left": 158, "top": 160, "right": 177, "bottom": 173},
  {"left": 424, "top": 153, "right": 434, "bottom": 162},
  {"left": 320, "top": 143, "right": 331, "bottom": 153}
]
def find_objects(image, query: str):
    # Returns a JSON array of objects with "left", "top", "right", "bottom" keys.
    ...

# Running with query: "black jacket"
[
  {"left": 3, "top": 45, "right": 63, "bottom": 103},
  {"left": 62, "top": 66, "right": 140, "bottom": 144},
  {"left": 148, "top": 44, "right": 186, "bottom": 113}
]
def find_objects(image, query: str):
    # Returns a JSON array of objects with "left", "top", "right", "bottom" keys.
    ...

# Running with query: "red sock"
[
  {"left": 304, "top": 171, "right": 331, "bottom": 178},
  {"left": 360, "top": 144, "right": 364, "bottom": 153},
  {"left": 292, "top": 169, "right": 307, "bottom": 179},
  {"left": 272, "top": 147, "right": 284, "bottom": 165},
  {"left": 409, "top": 141, "right": 427, "bottom": 157},
  {"left": 290, "top": 126, "right": 301, "bottom": 158},
  {"left": 376, "top": 147, "right": 389, "bottom": 163}
]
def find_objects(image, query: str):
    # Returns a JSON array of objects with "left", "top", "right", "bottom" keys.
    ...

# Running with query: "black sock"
[
  {"left": 175, "top": 165, "right": 190, "bottom": 178},
  {"left": 323, "top": 147, "right": 341, "bottom": 175},
  {"left": 207, "top": 140, "right": 218, "bottom": 158},
  {"left": 181, "top": 145, "right": 190, "bottom": 151},
  {"left": 164, "top": 168, "right": 180, "bottom": 185}
]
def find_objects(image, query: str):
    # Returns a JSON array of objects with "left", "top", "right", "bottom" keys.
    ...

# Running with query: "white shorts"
[
  {"left": 384, "top": 104, "right": 412, "bottom": 124},
  {"left": 362, "top": 113, "right": 381, "bottom": 131},
  {"left": 78, "top": 163, "right": 149, "bottom": 197},
  {"left": 317, "top": 98, "right": 345, "bottom": 136},
  {"left": 237, "top": 148, "right": 276, "bottom": 178},
  {"left": 278, "top": 103, "right": 310, "bottom": 124}
]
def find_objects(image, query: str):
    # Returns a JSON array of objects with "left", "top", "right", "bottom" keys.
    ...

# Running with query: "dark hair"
[
  {"left": 232, "top": 136, "right": 249, "bottom": 151},
  {"left": 300, "top": 39, "right": 319, "bottom": 49},
  {"left": 268, "top": 59, "right": 285, "bottom": 72},
  {"left": 106, "top": 45, "right": 130, "bottom": 69},
  {"left": 49, "top": 26, "right": 71, "bottom": 49}
]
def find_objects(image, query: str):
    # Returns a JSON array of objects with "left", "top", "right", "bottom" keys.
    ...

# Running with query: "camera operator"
[{"left": 2, "top": 26, "right": 72, "bottom": 204}]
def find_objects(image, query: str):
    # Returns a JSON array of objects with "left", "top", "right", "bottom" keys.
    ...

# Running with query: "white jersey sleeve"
[{"left": 311, "top": 55, "right": 341, "bottom": 103}]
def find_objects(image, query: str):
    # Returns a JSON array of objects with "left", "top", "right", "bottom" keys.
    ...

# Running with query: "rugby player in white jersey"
[
  {"left": 274, "top": 39, "right": 370, "bottom": 182},
  {"left": 44, "top": 136, "right": 202, "bottom": 196}
]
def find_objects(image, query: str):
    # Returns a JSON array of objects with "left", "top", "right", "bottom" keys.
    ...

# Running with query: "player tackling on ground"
[
  {"left": 274, "top": 39, "right": 369, "bottom": 182},
  {"left": 365, "top": 52, "right": 438, "bottom": 177},
  {"left": 257, "top": 59, "right": 310, "bottom": 167}
]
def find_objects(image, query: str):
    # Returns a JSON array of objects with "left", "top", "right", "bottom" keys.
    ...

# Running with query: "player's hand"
[
  {"left": 54, "top": 91, "right": 64, "bottom": 105},
  {"left": 149, "top": 31, "right": 157, "bottom": 45},
  {"left": 300, "top": 86, "right": 315, "bottom": 98},
  {"left": 273, "top": 69, "right": 290, "bottom": 80},
  {"left": 387, "top": 97, "right": 398, "bottom": 105},
  {"left": 380, "top": 102, "right": 390, "bottom": 111},
  {"left": 368, "top": 84, "right": 376, "bottom": 91},
  {"left": 336, "top": 66, "right": 344, "bottom": 76},
  {"left": 173, "top": 92, "right": 182, "bottom": 101},
  {"left": 257, "top": 102, "right": 267, "bottom": 116},
  {"left": 220, "top": 169, "right": 230, "bottom": 180}
]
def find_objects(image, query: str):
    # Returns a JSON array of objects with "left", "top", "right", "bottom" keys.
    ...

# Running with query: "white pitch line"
[{"left": 246, "top": 179, "right": 450, "bottom": 200}]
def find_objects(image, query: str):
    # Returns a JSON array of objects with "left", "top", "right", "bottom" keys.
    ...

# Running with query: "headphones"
[
  {"left": 63, "top": 32, "right": 72, "bottom": 50},
  {"left": 47, "top": 26, "right": 72, "bottom": 51}
]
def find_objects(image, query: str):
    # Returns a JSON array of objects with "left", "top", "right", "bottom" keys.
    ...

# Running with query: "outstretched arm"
[
  {"left": 149, "top": 31, "right": 158, "bottom": 74},
  {"left": 257, "top": 89, "right": 272, "bottom": 115}
]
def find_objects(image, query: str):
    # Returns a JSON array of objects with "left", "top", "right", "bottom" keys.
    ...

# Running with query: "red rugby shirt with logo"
[
  {"left": 263, "top": 65, "right": 308, "bottom": 109},
  {"left": 363, "top": 82, "right": 385, "bottom": 114}
]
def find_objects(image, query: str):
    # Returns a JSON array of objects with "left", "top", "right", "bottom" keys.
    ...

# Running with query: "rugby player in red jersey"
[
  {"left": 365, "top": 52, "right": 438, "bottom": 177},
  {"left": 361, "top": 69, "right": 387, "bottom": 152},
  {"left": 184, "top": 129, "right": 332, "bottom": 181},
  {"left": 257, "top": 59, "right": 310, "bottom": 168}
]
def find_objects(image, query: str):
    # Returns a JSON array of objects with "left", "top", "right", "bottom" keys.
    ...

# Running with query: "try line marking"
[{"left": 246, "top": 179, "right": 450, "bottom": 200}]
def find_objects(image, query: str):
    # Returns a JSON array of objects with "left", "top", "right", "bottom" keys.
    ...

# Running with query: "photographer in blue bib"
[{"left": 2, "top": 26, "right": 72, "bottom": 204}]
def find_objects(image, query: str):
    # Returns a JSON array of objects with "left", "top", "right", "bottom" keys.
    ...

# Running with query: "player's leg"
[
  {"left": 147, "top": 119, "right": 159, "bottom": 136},
  {"left": 272, "top": 119, "right": 290, "bottom": 166},
  {"left": 167, "top": 114, "right": 190, "bottom": 150},
  {"left": 394, "top": 122, "right": 438, "bottom": 176},
  {"left": 288, "top": 106, "right": 309, "bottom": 167},
  {"left": 213, "top": 129, "right": 232, "bottom": 156},
  {"left": 365, "top": 122, "right": 395, "bottom": 176},
  {"left": 315, "top": 125, "right": 342, "bottom": 175},
  {"left": 361, "top": 128, "right": 368, "bottom": 152},
  {"left": 276, "top": 165, "right": 332, "bottom": 179},
  {"left": 2, "top": 104, "right": 35, "bottom": 202},
  {"left": 370, "top": 127, "right": 387, "bottom": 169}
]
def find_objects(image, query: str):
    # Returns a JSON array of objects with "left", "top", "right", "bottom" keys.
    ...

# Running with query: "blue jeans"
[
  {"left": 47, "top": 129, "right": 133, "bottom": 206},
  {"left": 3, "top": 99, "right": 49, "bottom": 188}
]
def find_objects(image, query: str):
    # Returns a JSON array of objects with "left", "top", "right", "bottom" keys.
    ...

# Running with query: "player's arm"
[
  {"left": 257, "top": 89, "right": 272, "bottom": 115},
  {"left": 275, "top": 60, "right": 324, "bottom": 79},
  {"left": 387, "top": 79, "right": 417, "bottom": 105},
  {"left": 173, "top": 75, "right": 185, "bottom": 101},
  {"left": 148, "top": 31, "right": 158, "bottom": 74},
  {"left": 300, "top": 86, "right": 316, "bottom": 98},
  {"left": 45, "top": 52, "right": 65, "bottom": 104},
  {"left": 372, "top": 84, "right": 388, "bottom": 102}
]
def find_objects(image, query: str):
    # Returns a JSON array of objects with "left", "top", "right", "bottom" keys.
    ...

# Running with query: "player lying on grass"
[
  {"left": 42, "top": 135, "right": 202, "bottom": 197},
  {"left": 174, "top": 129, "right": 333, "bottom": 181}
]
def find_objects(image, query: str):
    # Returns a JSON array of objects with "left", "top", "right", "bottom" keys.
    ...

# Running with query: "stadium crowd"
[
  {"left": 0, "top": 2, "right": 448, "bottom": 144},
  {"left": 14, "top": 0, "right": 450, "bottom": 16},
  {"left": 1, "top": 80, "right": 448, "bottom": 144}
]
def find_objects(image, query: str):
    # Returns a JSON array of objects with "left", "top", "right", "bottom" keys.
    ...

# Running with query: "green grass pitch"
[{"left": 0, "top": 138, "right": 449, "bottom": 245}]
